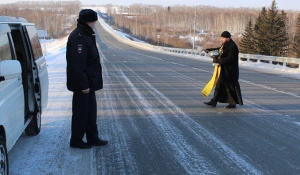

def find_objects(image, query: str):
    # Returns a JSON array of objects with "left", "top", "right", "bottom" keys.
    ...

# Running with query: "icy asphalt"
[{"left": 8, "top": 22, "right": 300, "bottom": 175}]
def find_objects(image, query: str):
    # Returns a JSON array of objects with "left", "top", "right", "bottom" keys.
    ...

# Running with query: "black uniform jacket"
[
  {"left": 217, "top": 39, "right": 243, "bottom": 105},
  {"left": 66, "top": 22, "right": 103, "bottom": 92}
]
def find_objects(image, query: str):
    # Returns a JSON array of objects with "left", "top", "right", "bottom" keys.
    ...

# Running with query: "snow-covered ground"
[{"left": 239, "top": 59, "right": 300, "bottom": 79}]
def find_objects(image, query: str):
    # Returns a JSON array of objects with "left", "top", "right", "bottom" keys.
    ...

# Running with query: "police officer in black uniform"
[{"left": 66, "top": 9, "right": 108, "bottom": 149}]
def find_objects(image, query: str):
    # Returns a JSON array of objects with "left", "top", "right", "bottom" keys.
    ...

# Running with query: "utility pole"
[
  {"left": 193, "top": 8, "right": 196, "bottom": 51},
  {"left": 136, "top": 13, "right": 138, "bottom": 37}
]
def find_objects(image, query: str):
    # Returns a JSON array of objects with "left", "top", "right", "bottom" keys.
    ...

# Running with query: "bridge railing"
[
  {"left": 238, "top": 53, "right": 300, "bottom": 69},
  {"left": 98, "top": 16, "right": 300, "bottom": 70}
]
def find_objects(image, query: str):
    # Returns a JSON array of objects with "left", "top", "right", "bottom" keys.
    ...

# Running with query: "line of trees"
[
  {"left": 240, "top": 1, "right": 290, "bottom": 57},
  {"left": 0, "top": 1, "right": 81, "bottom": 38},
  {"left": 2, "top": 0, "right": 299, "bottom": 58},
  {"left": 103, "top": 1, "right": 300, "bottom": 57},
  {"left": 292, "top": 14, "right": 300, "bottom": 57},
  {"left": 104, "top": 4, "right": 260, "bottom": 49},
  {"left": 239, "top": 0, "right": 300, "bottom": 60}
]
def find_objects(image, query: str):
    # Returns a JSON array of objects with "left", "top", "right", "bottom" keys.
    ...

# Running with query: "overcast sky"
[{"left": 0, "top": 0, "right": 299, "bottom": 11}]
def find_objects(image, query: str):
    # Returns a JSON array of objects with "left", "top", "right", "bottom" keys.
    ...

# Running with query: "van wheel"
[
  {"left": 25, "top": 104, "right": 41, "bottom": 136},
  {"left": 0, "top": 136, "right": 9, "bottom": 175}
]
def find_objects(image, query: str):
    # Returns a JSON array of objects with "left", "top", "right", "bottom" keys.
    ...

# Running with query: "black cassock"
[{"left": 211, "top": 39, "right": 243, "bottom": 105}]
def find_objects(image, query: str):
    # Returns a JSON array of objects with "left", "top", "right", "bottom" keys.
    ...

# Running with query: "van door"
[
  {"left": 22, "top": 25, "right": 48, "bottom": 113},
  {"left": 0, "top": 24, "right": 25, "bottom": 151}
]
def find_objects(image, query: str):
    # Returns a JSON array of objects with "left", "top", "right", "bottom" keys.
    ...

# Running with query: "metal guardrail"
[
  {"left": 98, "top": 16, "right": 300, "bottom": 70},
  {"left": 156, "top": 47, "right": 200, "bottom": 55},
  {"left": 239, "top": 53, "right": 300, "bottom": 69}
]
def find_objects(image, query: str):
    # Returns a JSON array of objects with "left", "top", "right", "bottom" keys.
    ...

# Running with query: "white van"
[{"left": 0, "top": 16, "right": 49, "bottom": 174}]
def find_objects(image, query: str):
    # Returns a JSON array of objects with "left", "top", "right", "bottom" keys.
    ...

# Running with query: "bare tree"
[{"left": 0, "top": 1, "right": 81, "bottom": 38}]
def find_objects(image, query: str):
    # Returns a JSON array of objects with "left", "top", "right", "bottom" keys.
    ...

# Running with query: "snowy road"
[{"left": 9, "top": 22, "right": 300, "bottom": 175}]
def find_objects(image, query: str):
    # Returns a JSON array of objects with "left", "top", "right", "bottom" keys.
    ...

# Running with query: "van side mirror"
[{"left": 0, "top": 60, "right": 22, "bottom": 82}]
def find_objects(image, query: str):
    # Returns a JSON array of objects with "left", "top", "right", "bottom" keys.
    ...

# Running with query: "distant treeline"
[
  {"left": 0, "top": 1, "right": 81, "bottom": 38},
  {"left": 102, "top": 1, "right": 300, "bottom": 56},
  {"left": 1, "top": 0, "right": 300, "bottom": 58}
]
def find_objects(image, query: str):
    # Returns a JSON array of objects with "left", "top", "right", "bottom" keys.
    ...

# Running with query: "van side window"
[
  {"left": 0, "top": 33, "right": 12, "bottom": 61},
  {"left": 25, "top": 26, "right": 43, "bottom": 60}
]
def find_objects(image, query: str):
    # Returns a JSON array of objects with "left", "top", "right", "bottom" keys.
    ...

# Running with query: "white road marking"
[
  {"left": 147, "top": 73, "right": 153, "bottom": 76},
  {"left": 118, "top": 63, "right": 262, "bottom": 174},
  {"left": 240, "top": 79, "right": 300, "bottom": 98},
  {"left": 294, "top": 122, "right": 300, "bottom": 126}
]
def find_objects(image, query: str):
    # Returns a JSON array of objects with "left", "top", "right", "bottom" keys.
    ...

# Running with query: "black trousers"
[{"left": 70, "top": 91, "right": 99, "bottom": 143}]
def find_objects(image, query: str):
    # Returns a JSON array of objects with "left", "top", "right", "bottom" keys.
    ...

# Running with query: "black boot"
[
  {"left": 204, "top": 100, "right": 217, "bottom": 107},
  {"left": 225, "top": 104, "right": 236, "bottom": 109},
  {"left": 88, "top": 138, "right": 108, "bottom": 146},
  {"left": 70, "top": 140, "right": 92, "bottom": 149}
]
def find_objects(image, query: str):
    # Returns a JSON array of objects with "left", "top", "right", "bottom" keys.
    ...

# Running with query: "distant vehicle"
[{"left": 0, "top": 16, "right": 49, "bottom": 175}]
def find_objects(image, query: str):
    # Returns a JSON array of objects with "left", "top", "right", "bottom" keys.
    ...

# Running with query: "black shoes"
[
  {"left": 204, "top": 101, "right": 217, "bottom": 107},
  {"left": 225, "top": 104, "right": 236, "bottom": 108},
  {"left": 70, "top": 141, "right": 92, "bottom": 149},
  {"left": 204, "top": 101, "right": 236, "bottom": 109},
  {"left": 88, "top": 139, "right": 108, "bottom": 146},
  {"left": 70, "top": 139, "right": 108, "bottom": 149}
]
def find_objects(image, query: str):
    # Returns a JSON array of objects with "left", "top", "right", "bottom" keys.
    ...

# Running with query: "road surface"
[{"left": 9, "top": 21, "right": 300, "bottom": 175}]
